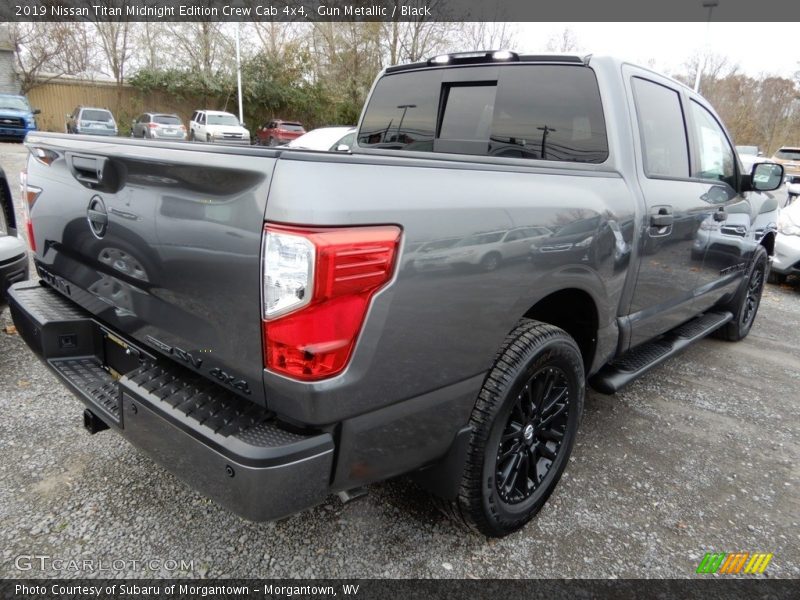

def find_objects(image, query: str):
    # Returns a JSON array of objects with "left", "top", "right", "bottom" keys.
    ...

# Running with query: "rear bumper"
[{"left": 7, "top": 281, "right": 334, "bottom": 521}]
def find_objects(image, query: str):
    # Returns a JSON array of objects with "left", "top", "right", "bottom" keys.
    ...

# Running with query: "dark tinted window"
[
  {"left": 153, "top": 114, "right": 181, "bottom": 125},
  {"left": 359, "top": 65, "right": 608, "bottom": 163},
  {"left": 631, "top": 77, "right": 689, "bottom": 178},
  {"left": 489, "top": 66, "right": 608, "bottom": 162},
  {"left": 775, "top": 149, "right": 800, "bottom": 160},
  {"left": 279, "top": 122, "right": 304, "bottom": 131},
  {"left": 358, "top": 69, "right": 440, "bottom": 152},
  {"left": 440, "top": 84, "right": 496, "bottom": 141},
  {"left": 81, "top": 109, "right": 113, "bottom": 122}
]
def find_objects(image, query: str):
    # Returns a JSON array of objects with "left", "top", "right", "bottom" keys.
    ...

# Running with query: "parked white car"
[
  {"left": 188, "top": 110, "right": 250, "bottom": 145},
  {"left": 286, "top": 127, "right": 356, "bottom": 151},
  {"left": 1, "top": 168, "right": 29, "bottom": 305},
  {"left": 415, "top": 227, "right": 553, "bottom": 272},
  {"left": 770, "top": 200, "right": 800, "bottom": 284}
]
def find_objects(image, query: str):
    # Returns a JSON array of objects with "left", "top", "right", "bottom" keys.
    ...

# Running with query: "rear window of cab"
[{"left": 358, "top": 64, "right": 608, "bottom": 163}]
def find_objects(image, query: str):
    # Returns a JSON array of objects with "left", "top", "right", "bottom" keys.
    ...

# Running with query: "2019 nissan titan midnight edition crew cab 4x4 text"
[{"left": 8, "top": 53, "right": 783, "bottom": 537}]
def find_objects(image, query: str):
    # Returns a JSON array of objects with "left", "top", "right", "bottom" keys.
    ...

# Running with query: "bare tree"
[
  {"left": 166, "top": 21, "right": 234, "bottom": 78},
  {"left": 457, "top": 23, "right": 518, "bottom": 52},
  {"left": 545, "top": 28, "right": 581, "bottom": 53},
  {"left": 10, "top": 22, "right": 96, "bottom": 92},
  {"left": 133, "top": 22, "right": 169, "bottom": 71},
  {"left": 381, "top": 1, "right": 453, "bottom": 66},
  {"left": 251, "top": 22, "right": 307, "bottom": 61},
  {"left": 93, "top": 21, "right": 133, "bottom": 84}
]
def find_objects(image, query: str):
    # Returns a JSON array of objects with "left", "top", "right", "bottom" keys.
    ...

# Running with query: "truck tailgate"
[{"left": 24, "top": 134, "right": 276, "bottom": 405}]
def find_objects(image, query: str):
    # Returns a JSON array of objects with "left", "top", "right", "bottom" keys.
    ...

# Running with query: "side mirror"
[
  {"left": 335, "top": 144, "right": 350, "bottom": 152},
  {"left": 33, "top": 108, "right": 41, "bottom": 115},
  {"left": 751, "top": 162, "right": 784, "bottom": 192}
]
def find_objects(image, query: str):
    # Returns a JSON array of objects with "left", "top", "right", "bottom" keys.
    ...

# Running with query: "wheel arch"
[
  {"left": 522, "top": 288, "right": 599, "bottom": 374},
  {"left": 760, "top": 231, "right": 775, "bottom": 256}
]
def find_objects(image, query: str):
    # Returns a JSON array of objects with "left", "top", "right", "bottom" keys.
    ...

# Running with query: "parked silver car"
[
  {"left": 131, "top": 113, "right": 187, "bottom": 140},
  {"left": 65, "top": 107, "right": 118, "bottom": 136}
]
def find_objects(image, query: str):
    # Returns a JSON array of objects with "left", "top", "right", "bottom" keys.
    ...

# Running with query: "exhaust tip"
[{"left": 83, "top": 409, "right": 110, "bottom": 435}]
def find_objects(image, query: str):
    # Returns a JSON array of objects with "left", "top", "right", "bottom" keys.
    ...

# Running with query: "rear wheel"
[
  {"left": 440, "top": 320, "right": 584, "bottom": 537},
  {"left": 269, "top": 136, "right": 276, "bottom": 147},
  {"left": 714, "top": 245, "right": 767, "bottom": 341},
  {"left": 189, "top": 130, "right": 195, "bottom": 142},
  {"left": 481, "top": 252, "right": 501, "bottom": 272}
]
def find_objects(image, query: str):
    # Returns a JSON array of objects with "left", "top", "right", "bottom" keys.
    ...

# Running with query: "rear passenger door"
[{"left": 625, "top": 71, "right": 709, "bottom": 348}]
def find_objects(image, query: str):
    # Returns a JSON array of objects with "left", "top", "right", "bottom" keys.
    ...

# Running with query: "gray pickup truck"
[{"left": 8, "top": 53, "right": 783, "bottom": 537}]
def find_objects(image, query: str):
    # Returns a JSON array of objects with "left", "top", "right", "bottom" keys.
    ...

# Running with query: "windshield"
[
  {"left": 154, "top": 115, "right": 181, "bottom": 125},
  {"left": 776, "top": 149, "right": 800, "bottom": 161},
  {"left": 0, "top": 96, "right": 30, "bottom": 111},
  {"left": 207, "top": 114, "right": 240, "bottom": 126},
  {"left": 81, "top": 110, "right": 113, "bottom": 122}
]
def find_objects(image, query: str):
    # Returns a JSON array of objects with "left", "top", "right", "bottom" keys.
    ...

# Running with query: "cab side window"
[
  {"left": 631, "top": 77, "right": 690, "bottom": 179},
  {"left": 688, "top": 100, "right": 736, "bottom": 190}
]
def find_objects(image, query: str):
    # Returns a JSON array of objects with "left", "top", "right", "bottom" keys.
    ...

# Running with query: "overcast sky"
[{"left": 516, "top": 22, "right": 798, "bottom": 79}]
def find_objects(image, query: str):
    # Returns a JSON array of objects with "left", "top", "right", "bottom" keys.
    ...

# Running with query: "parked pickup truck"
[{"left": 8, "top": 53, "right": 783, "bottom": 537}]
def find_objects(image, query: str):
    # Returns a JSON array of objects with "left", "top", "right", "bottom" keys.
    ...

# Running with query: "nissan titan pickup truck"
[{"left": 8, "top": 53, "right": 783, "bottom": 537}]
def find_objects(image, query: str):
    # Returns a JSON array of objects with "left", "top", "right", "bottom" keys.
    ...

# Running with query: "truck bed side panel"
[{"left": 264, "top": 152, "right": 635, "bottom": 424}]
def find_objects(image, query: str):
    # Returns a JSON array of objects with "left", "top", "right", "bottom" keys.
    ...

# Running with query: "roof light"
[{"left": 492, "top": 50, "right": 515, "bottom": 61}]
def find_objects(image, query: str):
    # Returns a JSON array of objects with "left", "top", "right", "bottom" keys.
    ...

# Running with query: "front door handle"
[{"left": 650, "top": 210, "right": 674, "bottom": 228}]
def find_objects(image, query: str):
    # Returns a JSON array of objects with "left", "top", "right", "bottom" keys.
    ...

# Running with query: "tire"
[
  {"left": 767, "top": 270, "right": 787, "bottom": 285},
  {"left": 481, "top": 252, "right": 501, "bottom": 272},
  {"left": 713, "top": 245, "right": 768, "bottom": 341},
  {"left": 189, "top": 130, "right": 195, "bottom": 142},
  {"left": 268, "top": 136, "right": 276, "bottom": 147},
  {"left": 439, "top": 320, "right": 584, "bottom": 537}
]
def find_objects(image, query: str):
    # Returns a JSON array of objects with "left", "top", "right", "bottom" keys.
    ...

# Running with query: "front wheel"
[
  {"left": 714, "top": 245, "right": 768, "bottom": 341},
  {"left": 440, "top": 320, "right": 584, "bottom": 537}
]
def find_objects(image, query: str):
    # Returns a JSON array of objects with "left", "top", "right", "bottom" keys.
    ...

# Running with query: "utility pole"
[
  {"left": 694, "top": 0, "right": 719, "bottom": 93},
  {"left": 235, "top": 23, "right": 244, "bottom": 125},
  {"left": 538, "top": 125, "right": 556, "bottom": 159}
]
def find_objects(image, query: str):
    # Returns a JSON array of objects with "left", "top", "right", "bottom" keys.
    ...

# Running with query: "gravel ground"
[{"left": 0, "top": 141, "right": 798, "bottom": 579}]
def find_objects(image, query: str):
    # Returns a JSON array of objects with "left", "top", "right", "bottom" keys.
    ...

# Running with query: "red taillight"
[
  {"left": 147, "top": 123, "right": 159, "bottom": 128},
  {"left": 262, "top": 223, "right": 401, "bottom": 381},
  {"left": 20, "top": 169, "right": 41, "bottom": 253}
]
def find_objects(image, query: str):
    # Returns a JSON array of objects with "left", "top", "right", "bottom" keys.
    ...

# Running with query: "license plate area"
[{"left": 101, "top": 329, "right": 150, "bottom": 379}]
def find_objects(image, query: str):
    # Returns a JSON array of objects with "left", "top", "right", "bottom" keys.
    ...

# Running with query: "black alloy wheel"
[
  {"left": 437, "top": 320, "right": 584, "bottom": 537},
  {"left": 495, "top": 367, "right": 570, "bottom": 504}
]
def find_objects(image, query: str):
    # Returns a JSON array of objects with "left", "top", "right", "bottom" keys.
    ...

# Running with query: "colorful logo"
[{"left": 696, "top": 552, "right": 773, "bottom": 574}]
